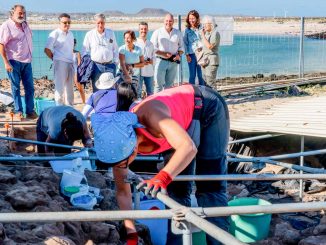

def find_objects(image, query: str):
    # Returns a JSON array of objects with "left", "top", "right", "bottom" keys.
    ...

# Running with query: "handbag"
[{"left": 195, "top": 47, "right": 209, "bottom": 67}]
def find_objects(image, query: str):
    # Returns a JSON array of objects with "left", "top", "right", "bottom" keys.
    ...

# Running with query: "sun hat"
[
  {"left": 91, "top": 111, "right": 144, "bottom": 165},
  {"left": 95, "top": 72, "right": 119, "bottom": 90}
]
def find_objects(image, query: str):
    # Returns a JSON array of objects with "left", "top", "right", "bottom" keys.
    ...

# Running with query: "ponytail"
[{"left": 61, "top": 112, "right": 83, "bottom": 142}]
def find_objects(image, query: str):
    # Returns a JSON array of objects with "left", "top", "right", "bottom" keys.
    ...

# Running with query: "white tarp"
[{"left": 0, "top": 90, "right": 13, "bottom": 106}]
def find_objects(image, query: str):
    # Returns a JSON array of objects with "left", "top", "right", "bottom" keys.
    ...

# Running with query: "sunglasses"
[{"left": 61, "top": 21, "right": 71, "bottom": 25}]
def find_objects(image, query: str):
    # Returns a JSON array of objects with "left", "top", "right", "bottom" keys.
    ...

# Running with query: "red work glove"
[
  {"left": 126, "top": 232, "right": 138, "bottom": 245},
  {"left": 136, "top": 170, "right": 172, "bottom": 198}
]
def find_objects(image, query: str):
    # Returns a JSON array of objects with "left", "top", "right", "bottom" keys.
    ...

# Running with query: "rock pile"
[{"left": 0, "top": 159, "right": 151, "bottom": 245}]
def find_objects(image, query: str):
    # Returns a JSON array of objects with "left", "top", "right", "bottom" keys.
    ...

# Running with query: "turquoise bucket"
[
  {"left": 35, "top": 97, "right": 56, "bottom": 115},
  {"left": 228, "top": 197, "right": 272, "bottom": 243}
]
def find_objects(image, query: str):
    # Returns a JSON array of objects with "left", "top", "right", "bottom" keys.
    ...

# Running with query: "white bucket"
[
  {"left": 137, "top": 199, "right": 167, "bottom": 245},
  {"left": 60, "top": 169, "right": 87, "bottom": 193}
]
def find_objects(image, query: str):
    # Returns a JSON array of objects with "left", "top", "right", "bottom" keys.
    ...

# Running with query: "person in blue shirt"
[
  {"left": 36, "top": 106, "right": 92, "bottom": 154},
  {"left": 119, "top": 30, "right": 145, "bottom": 84},
  {"left": 183, "top": 10, "right": 205, "bottom": 85},
  {"left": 82, "top": 72, "right": 137, "bottom": 119}
]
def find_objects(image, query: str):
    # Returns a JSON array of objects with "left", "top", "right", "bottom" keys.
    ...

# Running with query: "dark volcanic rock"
[
  {"left": 0, "top": 171, "right": 17, "bottom": 184},
  {"left": 5, "top": 185, "right": 51, "bottom": 210},
  {"left": 299, "top": 235, "right": 326, "bottom": 245},
  {"left": 82, "top": 222, "right": 120, "bottom": 244}
]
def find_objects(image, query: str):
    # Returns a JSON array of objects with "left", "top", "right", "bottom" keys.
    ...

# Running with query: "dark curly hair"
[
  {"left": 185, "top": 10, "right": 200, "bottom": 28},
  {"left": 61, "top": 112, "right": 83, "bottom": 143}
]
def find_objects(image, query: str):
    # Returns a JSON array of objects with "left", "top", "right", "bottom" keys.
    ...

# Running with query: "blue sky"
[{"left": 0, "top": 0, "right": 324, "bottom": 17}]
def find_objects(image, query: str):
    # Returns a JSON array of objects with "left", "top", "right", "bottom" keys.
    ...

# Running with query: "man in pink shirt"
[{"left": 0, "top": 4, "right": 37, "bottom": 119}]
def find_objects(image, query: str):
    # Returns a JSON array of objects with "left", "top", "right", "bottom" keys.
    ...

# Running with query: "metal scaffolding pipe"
[
  {"left": 0, "top": 136, "right": 84, "bottom": 150},
  {"left": 0, "top": 155, "right": 159, "bottom": 162},
  {"left": 0, "top": 210, "right": 172, "bottom": 223},
  {"left": 228, "top": 148, "right": 326, "bottom": 161},
  {"left": 195, "top": 201, "right": 326, "bottom": 217},
  {"left": 229, "top": 134, "right": 283, "bottom": 144},
  {"left": 0, "top": 156, "right": 98, "bottom": 161},
  {"left": 157, "top": 193, "right": 244, "bottom": 245},
  {"left": 0, "top": 201, "right": 325, "bottom": 223},
  {"left": 262, "top": 148, "right": 326, "bottom": 161},
  {"left": 228, "top": 154, "right": 326, "bottom": 174},
  {"left": 164, "top": 173, "right": 326, "bottom": 181},
  {"left": 185, "top": 210, "right": 246, "bottom": 245}
]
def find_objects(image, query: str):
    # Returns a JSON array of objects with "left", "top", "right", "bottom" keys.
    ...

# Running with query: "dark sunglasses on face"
[{"left": 61, "top": 21, "right": 71, "bottom": 25}]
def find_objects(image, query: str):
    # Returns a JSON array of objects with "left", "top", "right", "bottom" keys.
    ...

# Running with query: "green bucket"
[
  {"left": 228, "top": 197, "right": 272, "bottom": 243},
  {"left": 192, "top": 230, "right": 206, "bottom": 245}
]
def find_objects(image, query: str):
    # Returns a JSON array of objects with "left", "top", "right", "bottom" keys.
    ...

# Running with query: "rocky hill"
[{"left": 135, "top": 8, "right": 169, "bottom": 17}]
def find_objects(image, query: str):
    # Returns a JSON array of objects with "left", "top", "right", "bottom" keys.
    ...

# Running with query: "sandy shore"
[{"left": 29, "top": 18, "right": 326, "bottom": 35}]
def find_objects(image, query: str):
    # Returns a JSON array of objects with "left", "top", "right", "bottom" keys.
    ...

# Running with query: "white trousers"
[{"left": 53, "top": 60, "right": 74, "bottom": 106}]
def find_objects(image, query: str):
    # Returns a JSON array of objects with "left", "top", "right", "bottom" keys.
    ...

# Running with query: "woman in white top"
[{"left": 118, "top": 30, "right": 145, "bottom": 84}]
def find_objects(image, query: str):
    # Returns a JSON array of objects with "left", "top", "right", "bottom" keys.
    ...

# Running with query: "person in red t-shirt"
[{"left": 91, "top": 84, "right": 229, "bottom": 245}]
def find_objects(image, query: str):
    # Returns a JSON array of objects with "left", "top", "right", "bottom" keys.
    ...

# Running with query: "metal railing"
[{"left": 1, "top": 134, "right": 326, "bottom": 244}]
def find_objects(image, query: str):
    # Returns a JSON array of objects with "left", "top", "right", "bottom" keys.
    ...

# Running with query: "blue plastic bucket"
[{"left": 137, "top": 199, "right": 167, "bottom": 245}]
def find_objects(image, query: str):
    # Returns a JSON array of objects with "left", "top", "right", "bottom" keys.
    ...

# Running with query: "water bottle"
[{"left": 72, "top": 157, "right": 88, "bottom": 186}]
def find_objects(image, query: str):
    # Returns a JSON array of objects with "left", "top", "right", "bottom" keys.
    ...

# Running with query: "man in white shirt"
[
  {"left": 151, "top": 13, "right": 184, "bottom": 93},
  {"left": 135, "top": 22, "right": 155, "bottom": 99},
  {"left": 82, "top": 13, "right": 118, "bottom": 92},
  {"left": 44, "top": 13, "right": 74, "bottom": 106}
]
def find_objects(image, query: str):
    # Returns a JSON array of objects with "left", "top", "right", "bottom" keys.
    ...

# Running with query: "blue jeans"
[
  {"left": 91, "top": 62, "right": 116, "bottom": 93},
  {"left": 187, "top": 53, "right": 205, "bottom": 85},
  {"left": 154, "top": 58, "right": 178, "bottom": 93},
  {"left": 7, "top": 60, "right": 35, "bottom": 114},
  {"left": 137, "top": 76, "right": 153, "bottom": 98},
  {"left": 165, "top": 85, "right": 230, "bottom": 245}
]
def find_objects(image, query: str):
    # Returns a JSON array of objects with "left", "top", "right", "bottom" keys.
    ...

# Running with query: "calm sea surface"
[{"left": 1, "top": 30, "right": 326, "bottom": 80}]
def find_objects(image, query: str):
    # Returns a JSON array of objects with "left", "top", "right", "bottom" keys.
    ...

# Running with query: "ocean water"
[{"left": 1, "top": 30, "right": 326, "bottom": 80}]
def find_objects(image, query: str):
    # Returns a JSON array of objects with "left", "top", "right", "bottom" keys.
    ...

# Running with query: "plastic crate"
[{"left": 35, "top": 97, "right": 56, "bottom": 115}]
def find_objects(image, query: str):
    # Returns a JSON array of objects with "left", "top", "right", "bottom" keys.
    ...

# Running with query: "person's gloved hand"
[
  {"left": 136, "top": 170, "right": 172, "bottom": 198},
  {"left": 126, "top": 232, "right": 138, "bottom": 245}
]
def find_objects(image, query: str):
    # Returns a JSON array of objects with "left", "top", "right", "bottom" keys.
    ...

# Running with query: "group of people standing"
[
  {"left": 0, "top": 5, "right": 228, "bottom": 245},
  {"left": 0, "top": 5, "right": 221, "bottom": 116}
]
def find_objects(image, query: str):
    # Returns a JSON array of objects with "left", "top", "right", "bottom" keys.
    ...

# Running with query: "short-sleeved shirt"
[
  {"left": 119, "top": 44, "right": 143, "bottom": 76},
  {"left": 135, "top": 38, "right": 155, "bottom": 77},
  {"left": 39, "top": 106, "right": 86, "bottom": 140},
  {"left": 150, "top": 27, "right": 184, "bottom": 55},
  {"left": 0, "top": 18, "right": 33, "bottom": 63},
  {"left": 85, "top": 89, "right": 117, "bottom": 116},
  {"left": 82, "top": 28, "right": 119, "bottom": 64},
  {"left": 45, "top": 28, "right": 74, "bottom": 63}
]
